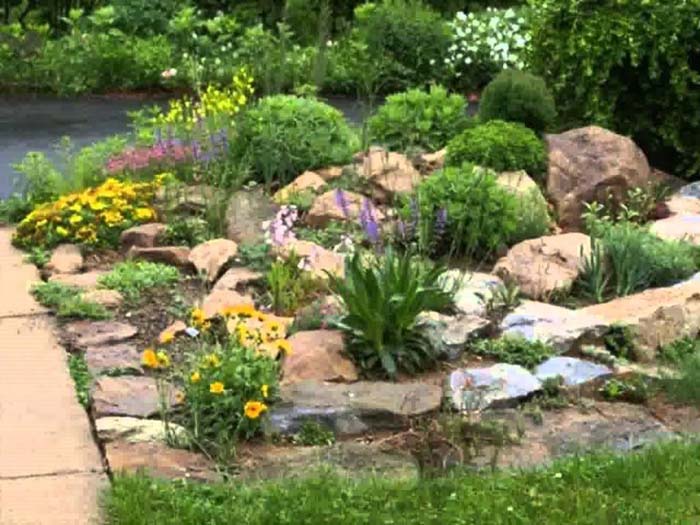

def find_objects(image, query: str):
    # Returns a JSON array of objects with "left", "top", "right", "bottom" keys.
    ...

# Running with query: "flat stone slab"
[
  {"left": 535, "top": 357, "right": 612, "bottom": 387},
  {"left": 84, "top": 343, "right": 143, "bottom": 376},
  {"left": 418, "top": 311, "right": 490, "bottom": 361},
  {"left": 64, "top": 320, "right": 138, "bottom": 348},
  {"left": 650, "top": 214, "right": 700, "bottom": 245},
  {"left": 96, "top": 416, "right": 187, "bottom": 444},
  {"left": 269, "top": 380, "right": 442, "bottom": 436},
  {"left": 439, "top": 270, "right": 503, "bottom": 316},
  {"left": 449, "top": 364, "right": 542, "bottom": 411},
  {"left": 212, "top": 267, "right": 263, "bottom": 293},
  {"left": 91, "top": 376, "right": 178, "bottom": 418},
  {"left": 49, "top": 270, "right": 107, "bottom": 290},
  {"left": 282, "top": 330, "right": 358, "bottom": 384}
]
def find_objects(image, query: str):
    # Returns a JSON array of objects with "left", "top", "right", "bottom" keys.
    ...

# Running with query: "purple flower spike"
[
  {"left": 434, "top": 207, "right": 448, "bottom": 242},
  {"left": 359, "top": 199, "right": 380, "bottom": 245},
  {"left": 334, "top": 188, "right": 351, "bottom": 218}
]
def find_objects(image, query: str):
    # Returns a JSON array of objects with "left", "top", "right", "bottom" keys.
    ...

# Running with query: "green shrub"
[
  {"left": 509, "top": 187, "right": 551, "bottom": 244},
  {"left": 471, "top": 335, "right": 554, "bottom": 369},
  {"left": 408, "top": 164, "right": 518, "bottom": 258},
  {"left": 479, "top": 69, "right": 556, "bottom": 134},
  {"left": 160, "top": 217, "right": 212, "bottom": 247},
  {"left": 328, "top": 250, "right": 454, "bottom": 378},
  {"left": 367, "top": 85, "right": 469, "bottom": 151},
  {"left": 446, "top": 120, "right": 547, "bottom": 178},
  {"left": 234, "top": 95, "right": 358, "bottom": 186},
  {"left": 529, "top": 0, "right": 700, "bottom": 179},
  {"left": 662, "top": 352, "right": 700, "bottom": 406},
  {"left": 660, "top": 337, "right": 700, "bottom": 366},
  {"left": 68, "top": 354, "right": 92, "bottom": 408},
  {"left": 31, "top": 282, "right": 110, "bottom": 320},
  {"left": 99, "top": 261, "right": 180, "bottom": 303},
  {"left": 352, "top": 0, "right": 450, "bottom": 91},
  {"left": 266, "top": 254, "right": 325, "bottom": 316}
]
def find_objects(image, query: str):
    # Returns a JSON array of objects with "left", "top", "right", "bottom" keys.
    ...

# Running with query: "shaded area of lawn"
[{"left": 104, "top": 440, "right": 700, "bottom": 524}]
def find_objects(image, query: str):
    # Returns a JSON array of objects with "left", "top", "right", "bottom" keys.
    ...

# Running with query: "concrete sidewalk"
[{"left": 0, "top": 228, "right": 106, "bottom": 525}]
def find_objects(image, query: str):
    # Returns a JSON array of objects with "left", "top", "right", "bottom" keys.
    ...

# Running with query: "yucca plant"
[{"left": 327, "top": 250, "right": 454, "bottom": 379}]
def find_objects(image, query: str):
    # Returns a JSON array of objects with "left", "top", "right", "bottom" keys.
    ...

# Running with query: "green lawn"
[{"left": 104, "top": 440, "right": 700, "bottom": 524}]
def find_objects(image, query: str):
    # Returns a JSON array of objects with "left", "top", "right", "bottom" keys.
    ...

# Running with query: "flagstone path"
[{"left": 0, "top": 228, "right": 106, "bottom": 524}]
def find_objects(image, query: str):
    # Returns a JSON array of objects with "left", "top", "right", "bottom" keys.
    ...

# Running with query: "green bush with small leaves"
[
  {"left": 472, "top": 335, "right": 554, "bottom": 369},
  {"left": 99, "top": 261, "right": 180, "bottom": 303},
  {"left": 233, "top": 95, "right": 358, "bottom": 186},
  {"left": 446, "top": 120, "right": 547, "bottom": 179},
  {"left": 31, "top": 282, "right": 110, "bottom": 320},
  {"left": 368, "top": 85, "right": 469, "bottom": 151},
  {"left": 479, "top": 69, "right": 557, "bottom": 134}
]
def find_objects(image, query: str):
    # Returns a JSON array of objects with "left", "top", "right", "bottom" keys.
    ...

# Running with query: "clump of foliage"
[
  {"left": 291, "top": 420, "right": 336, "bottom": 447},
  {"left": 24, "top": 247, "right": 51, "bottom": 268},
  {"left": 233, "top": 95, "right": 358, "bottom": 186},
  {"left": 13, "top": 177, "right": 161, "bottom": 249},
  {"left": 31, "top": 282, "right": 110, "bottom": 320},
  {"left": 68, "top": 354, "right": 92, "bottom": 408},
  {"left": 479, "top": 69, "right": 556, "bottom": 134},
  {"left": 367, "top": 85, "right": 469, "bottom": 151},
  {"left": 99, "top": 261, "right": 180, "bottom": 303},
  {"left": 529, "top": 0, "right": 700, "bottom": 178},
  {"left": 508, "top": 186, "right": 551, "bottom": 244},
  {"left": 404, "top": 164, "right": 518, "bottom": 258},
  {"left": 662, "top": 353, "right": 700, "bottom": 406},
  {"left": 160, "top": 217, "right": 212, "bottom": 247},
  {"left": 660, "top": 337, "right": 700, "bottom": 366},
  {"left": 600, "top": 375, "right": 652, "bottom": 404},
  {"left": 471, "top": 335, "right": 554, "bottom": 369},
  {"left": 236, "top": 243, "right": 272, "bottom": 273},
  {"left": 266, "top": 253, "right": 326, "bottom": 316},
  {"left": 328, "top": 250, "right": 454, "bottom": 379},
  {"left": 603, "top": 324, "right": 637, "bottom": 360},
  {"left": 446, "top": 120, "right": 547, "bottom": 178}
]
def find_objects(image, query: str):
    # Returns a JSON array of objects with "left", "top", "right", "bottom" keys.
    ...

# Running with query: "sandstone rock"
[
  {"left": 580, "top": 277, "right": 700, "bottom": 361},
  {"left": 46, "top": 244, "right": 83, "bottom": 274},
  {"left": 666, "top": 195, "right": 700, "bottom": 216},
  {"left": 418, "top": 312, "right": 490, "bottom": 361},
  {"left": 496, "top": 170, "right": 540, "bottom": 196},
  {"left": 493, "top": 233, "right": 591, "bottom": 299},
  {"left": 119, "top": 223, "right": 167, "bottom": 250},
  {"left": 357, "top": 148, "right": 422, "bottom": 202},
  {"left": 269, "top": 380, "right": 442, "bottom": 436},
  {"left": 49, "top": 270, "right": 106, "bottom": 290},
  {"left": 500, "top": 301, "right": 608, "bottom": 354},
  {"left": 650, "top": 214, "right": 700, "bottom": 245},
  {"left": 534, "top": 357, "right": 612, "bottom": 387},
  {"left": 273, "top": 171, "right": 327, "bottom": 203},
  {"left": 91, "top": 376, "right": 179, "bottom": 418},
  {"left": 305, "top": 189, "right": 384, "bottom": 228},
  {"left": 212, "top": 267, "right": 263, "bottom": 294},
  {"left": 105, "top": 440, "right": 218, "bottom": 482},
  {"left": 188, "top": 239, "right": 238, "bottom": 282},
  {"left": 282, "top": 330, "right": 358, "bottom": 384},
  {"left": 201, "top": 289, "right": 254, "bottom": 319},
  {"left": 419, "top": 149, "right": 446, "bottom": 172},
  {"left": 84, "top": 343, "right": 142, "bottom": 376},
  {"left": 158, "top": 320, "right": 187, "bottom": 342},
  {"left": 274, "top": 239, "right": 345, "bottom": 279},
  {"left": 128, "top": 246, "right": 191, "bottom": 268},
  {"left": 96, "top": 417, "right": 187, "bottom": 444},
  {"left": 546, "top": 126, "right": 652, "bottom": 230},
  {"left": 449, "top": 364, "right": 542, "bottom": 411},
  {"left": 226, "top": 188, "right": 277, "bottom": 245},
  {"left": 316, "top": 166, "right": 344, "bottom": 181},
  {"left": 440, "top": 270, "right": 504, "bottom": 316},
  {"left": 64, "top": 320, "right": 138, "bottom": 348},
  {"left": 81, "top": 289, "right": 123, "bottom": 308},
  {"left": 156, "top": 184, "right": 221, "bottom": 214}
]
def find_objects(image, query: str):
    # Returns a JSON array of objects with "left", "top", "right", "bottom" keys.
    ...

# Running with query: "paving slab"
[{"left": 0, "top": 228, "right": 48, "bottom": 316}]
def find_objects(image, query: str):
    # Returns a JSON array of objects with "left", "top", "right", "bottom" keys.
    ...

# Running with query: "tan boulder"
[
  {"left": 316, "top": 166, "right": 344, "bottom": 181},
  {"left": 273, "top": 171, "right": 327, "bottom": 203},
  {"left": 212, "top": 267, "right": 263, "bottom": 293},
  {"left": 419, "top": 149, "right": 446, "bottom": 172},
  {"left": 201, "top": 289, "right": 254, "bottom": 319},
  {"left": 274, "top": 239, "right": 345, "bottom": 279},
  {"left": 225, "top": 188, "right": 277, "bottom": 245},
  {"left": 497, "top": 170, "right": 540, "bottom": 196},
  {"left": 493, "top": 233, "right": 591, "bottom": 299},
  {"left": 357, "top": 148, "right": 421, "bottom": 203},
  {"left": 119, "top": 223, "right": 167, "bottom": 250},
  {"left": 128, "top": 246, "right": 191, "bottom": 268},
  {"left": 188, "top": 239, "right": 238, "bottom": 282},
  {"left": 158, "top": 320, "right": 187, "bottom": 343},
  {"left": 305, "top": 189, "right": 385, "bottom": 228},
  {"left": 45, "top": 244, "right": 83, "bottom": 274},
  {"left": 581, "top": 276, "right": 700, "bottom": 361},
  {"left": 81, "top": 289, "right": 123, "bottom": 308},
  {"left": 49, "top": 270, "right": 106, "bottom": 290},
  {"left": 650, "top": 214, "right": 700, "bottom": 245},
  {"left": 546, "top": 126, "right": 652, "bottom": 230},
  {"left": 282, "top": 330, "right": 357, "bottom": 384}
]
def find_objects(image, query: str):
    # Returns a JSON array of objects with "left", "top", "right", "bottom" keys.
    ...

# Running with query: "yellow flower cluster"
[
  {"left": 14, "top": 177, "right": 164, "bottom": 248},
  {"left": 156, "top": 69, "right": 254, "bottom": 131},
  {"left": 141, "top": 348, "right": 171, "bottom": 369}
]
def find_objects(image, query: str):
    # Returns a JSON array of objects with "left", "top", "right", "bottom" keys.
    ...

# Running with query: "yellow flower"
[
  {"left": 274, "top": 339, "right": 292, "bottom": 355},
  {"left": 156, "top": 351, "right": 170, "bottom": 368},
  {"left": 36, "top": 219, "right": 47, "bottom": 228},
  {"left": 134, "top": 207, "right": 155, "bottom": 221},
  {"left": 261, "top": 384, "right": 269, "bottom": 398},
  {"left": 257, "top": 341, "right": 280, "bottom": 359},
  {"left": 89, "top": 199, "right": 107, "bottom": 211},
  {"left": 190, "top": 307, "right": 206, "bottom": 328},
  {"left": 209, "top": 381, "right": 225, "bottom": 395},
  {"left": 76, "top": 226, "right": 97, "bottom": 243},
  {"left": 159, "top": 331, "right": 175, "bottom": 344},
  {"left": 203, "top": 353, "right": 221, "bottom": 368},
  {"left": 69, "top": 202, "right": 82, "bottom": 213},
  {"left": 220, "top": 304, "right": 256, "bottom": 318},
  {"left": 244, "top": 400, "right": 267, "bottom": 419},
  {"left": 55, "top": 226, "right": 69, "bottom": 237},
  {"left": 175, "top": 392, "right": 186, "bottom": 403},
  {"left": 101, "top": 210, "right": 124, "bottom": 226},
  {"left": 190, "top": 371, "right": 201, "bottom": 383},
  {"left": 69, "top": 214, "right": 83, "bottom": 225},
  {"left": 141, "top": 348, "right": 158, "bottom": 368}
]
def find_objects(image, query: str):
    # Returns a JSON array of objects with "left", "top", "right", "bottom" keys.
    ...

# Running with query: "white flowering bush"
[{"left": 446, "top": 8, "right": 531, "bottom": 92}]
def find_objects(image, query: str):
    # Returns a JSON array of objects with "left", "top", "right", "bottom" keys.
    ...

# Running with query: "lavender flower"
[
  {"left": 359, "top": 198, "right": 380, "bottom": 245},
  {"left": 265, "top": 205, "right": 299, "bottom": 247},
  {"left": 334, "top": 188, "right": 351, "bottom": 218},
  {"left": 434, "top": 208, "right": 448, "bottom": 241}
]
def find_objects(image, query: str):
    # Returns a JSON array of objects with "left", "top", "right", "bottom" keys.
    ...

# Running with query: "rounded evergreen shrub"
[
  {"left": 479, "top": 69, "right": 556, "bottom": 134},
  {"left": 368, "top": 85, "right": 469, "bottom": 151},
  {"left": 407, "top": 163, "right": 518, "bottom": 257},
  {"left": 529, "top": 0, "right": 700, "bottom": 178},
  {"left": 234, "top": 95, "right": 358, "bottom": 185},
  {"left": 446, "top": 120, "right": 547, "bottom": 178}
]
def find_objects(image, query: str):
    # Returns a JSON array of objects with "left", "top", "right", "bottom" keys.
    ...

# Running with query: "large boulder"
[
  {"left": 356, "top": 148, "right": 422, "bottom": 203},
  {"left": 119, "top": 223, "right": 167, "bottom": 250},
  {"left": 500, "top": 301, "right": 608, "bottom": 354},
  {"left": 273, "top": 239, "right": 345, "bottom": 279},
  {"left": 201, "top": 289, "right": 254, "bottom": 319},
  {"left": 226, "top": 188, "right": 277, "bottom": 245},
  {"left": 305, "top": 190, "right": 384, "bottom": 229},
  {"left": 493, "top": 233, "right": 591, "bottom": 299},
  {"left": 580, "top": 276, "right": 700, "bottom": 361},
  {"left": 546, "top": 126, "right": 652, "bottom": 230},
  {"left": 448, "top": 364, "right": 542, "bottom": 411},
  {"left": 127, "top": 246, "right": 191, "bottom": 268},
  {"left": 282, "top": 330, "right": 358, "bottom": 384},
  {"left": 45, "top": 244, "right": 83, "bottom": 274},
  {"left": 188, "top": 238, "right": 238, "bottom": 282},
  {"left": 273, "top": 171, "right": 327, "bottom": 203}
]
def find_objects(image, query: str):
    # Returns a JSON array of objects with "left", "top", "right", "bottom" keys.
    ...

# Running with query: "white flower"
[{"left": 160, "top": 68, "right": 177, "bottom": 79}]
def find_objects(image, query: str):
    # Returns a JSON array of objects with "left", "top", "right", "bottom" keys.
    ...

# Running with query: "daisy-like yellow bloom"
[
  {"left": 69, "top": 214, "right": 83, "bottom": 225},
  {"left": 244, "top": 400, "right": 267, "bottom": 419},
  {"left": 261, "top": 384, "right": 269, "bottom": 398},
  {"left": 274, "top": 339, "right": 292, "bottom": 355},
  {"left": 36, "top": 219, "right": 48, "bottom": 228},
  {"left": 159, "top": 331, "right": 175, "bottom": 344},
  {"left": 209, "top": 381, "right": 225, "bottom": 395},
  {"left": 134, "top": 207, "right": 155, "bottom": 221},
  {"left": 89, "top": 199, "right": 107, "bottom": 211},
  {"left": 56, "top": 226, "right": 69, "bottom": 237},
  {"left": 69, "top": 202, "right": 82, "bottom": 213},
  {"left": 203, "top": 353, "right": 221, "bottom": 368},
  {"left": 141, "top": 348, "right": 159, "bottom": 368},
  {"left": 156, "top": 351, "right": 170, "bottom": 368},
  {"left": 190, "top": 371, "right": 201, "bottom": 383},
  {"left": 101, "top": 210, "right": 124, "bottom": 226},
  {"left": 220, "top": 304, "right": 256, "bottom": 318},
  {"left": 190, "top": 307, "right": 206, "bottom": 328}
]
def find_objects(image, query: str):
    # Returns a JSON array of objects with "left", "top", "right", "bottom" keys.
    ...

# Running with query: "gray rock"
[
  {"left": 64, "top": 321, "right": 138, "bottom": 348},
  {"left": 84, "top": 343, "right": 142, "bottom": 376},
  {"left": 439, "top": 270, "right": 503, "bottom": 316},
  {"left": 226, "top": 188, "right": 277, "bottom": 245},
  {"left": 535, "top": 357, "right": 612, "bottom": 387},
  {"left": 500, "top": 301, "right": 608, "bottom": 353},
  {"left": 91, "top": 376, "right": 179, "bottom": 418},
  {"left": 418, "top": 311, "right": 490, "bottom": 360},
  {"left": 678, "top": 181, "right": 700, "bottom": 199},
  {"left": 449, "top": 364, "right": 541, "bottom": 411},
  {"left": 268, "top": 380, "right": 442, "bottom": 436},
  {"left": 96, "top": 417, "right": 187, "bottom": 444}
]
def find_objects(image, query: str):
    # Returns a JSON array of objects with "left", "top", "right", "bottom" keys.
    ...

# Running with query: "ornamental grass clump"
[{"left": 13, "top": 176, "right": 163, "bottom": 249}]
